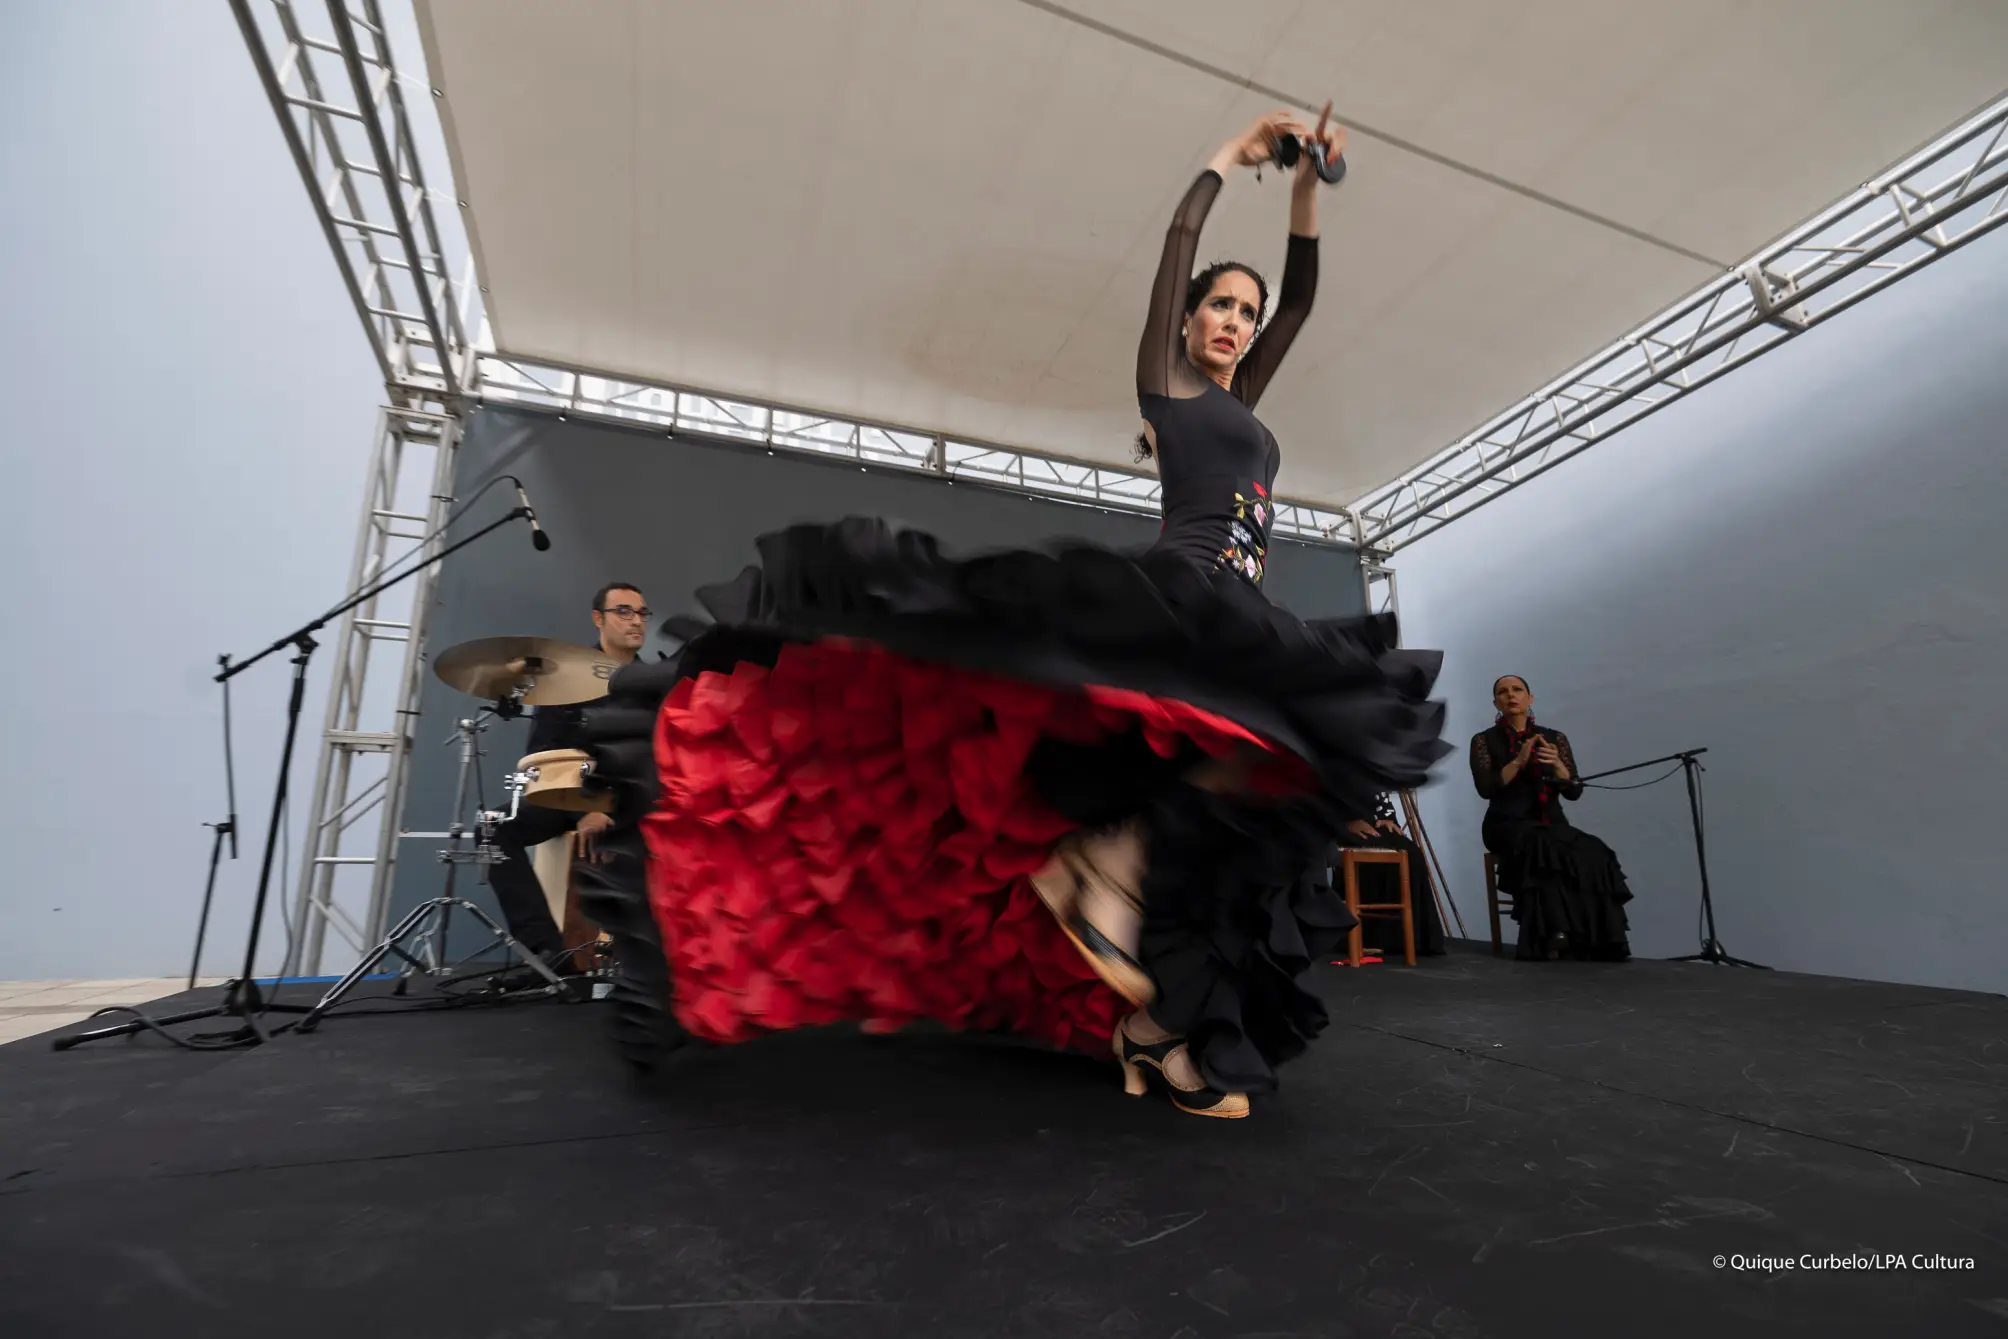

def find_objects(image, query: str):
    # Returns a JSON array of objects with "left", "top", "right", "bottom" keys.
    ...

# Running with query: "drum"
[{"left": 515, "top": 748, "right": 613, "bottom": 814}]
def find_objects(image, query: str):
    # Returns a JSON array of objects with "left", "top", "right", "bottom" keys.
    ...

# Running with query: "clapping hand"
[
  {"left": 1535, "top": 739, "right": 1568, "bottom": 779},
  {"left": 1294, "top": 101, "right": 1345, "bottom": 188},
  {"left": 1228, "top": 110, "right": 1309, "bottom": 168}
]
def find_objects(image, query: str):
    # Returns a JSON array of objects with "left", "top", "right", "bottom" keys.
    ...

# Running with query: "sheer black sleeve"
[
  {"left": 1554, "top": 731, "right": 1586, "bottom": 801},
  {"left": 1233, "top": 232, "right": 1317, "bottom": 408},
  {"left": 1137, "top": 171, "right": 1221, "bottom": 402},
  {"left": 1470, "top": 732, "right": 1504, "bottom": 799}
]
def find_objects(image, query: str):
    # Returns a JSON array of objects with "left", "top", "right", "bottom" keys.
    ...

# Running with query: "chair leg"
[
  {"left": 1398, "top": 860, "right": 1415, "bottom": 966},
  {"left": 1486, "top": 859, "right": 1502, "bottom": 957},
  {"left": 1343, "top": 857, "right": 1363, "bottom": 967}
]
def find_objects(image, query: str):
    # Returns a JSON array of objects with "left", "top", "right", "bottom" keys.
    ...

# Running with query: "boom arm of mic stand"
[
  {"left": 1563, "top": 746, "right": 1764, "bottom": 970},
  {"left": 59, "top": 506, "right": 541, "bottom": 1052},
  {"left": 215, "top": 507, "right": 537, "bottom": 686},
  {"left": 1574, "top": 748, "right": 1707, "bottom": 784}
]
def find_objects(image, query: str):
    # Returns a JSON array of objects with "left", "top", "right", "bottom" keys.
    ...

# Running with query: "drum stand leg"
[
  {"left": 293, "top": 705, "right": 568, "bottom": 1033},
  {"left": 294, "top": 897, "right": 563, "bottom": 1032}
]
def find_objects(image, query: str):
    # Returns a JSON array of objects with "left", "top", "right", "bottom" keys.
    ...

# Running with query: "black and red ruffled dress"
[{"left": 570, "top": 168, "right": 1451, "bottom": 1098}]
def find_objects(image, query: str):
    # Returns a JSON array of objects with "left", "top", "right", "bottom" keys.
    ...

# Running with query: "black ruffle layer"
[
  {"left": 1486, "top": 820, "right": 1633, "bottom": 962},
  {"left": 671, "top": 518, "right": 1450, "bottom": 817},
  {"left": 1137, "top": 785, "right": 1360, "bottom": 1093}
]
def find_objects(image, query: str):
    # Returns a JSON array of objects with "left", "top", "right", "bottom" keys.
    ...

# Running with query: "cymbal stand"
[{"left": 294, "top": 697, "right": 568, "bottom": 1032}]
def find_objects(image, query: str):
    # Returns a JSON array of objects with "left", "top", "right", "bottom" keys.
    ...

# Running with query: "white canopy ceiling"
[{"left": 416, "top": 0, "right": 2008, "bottom": 507}]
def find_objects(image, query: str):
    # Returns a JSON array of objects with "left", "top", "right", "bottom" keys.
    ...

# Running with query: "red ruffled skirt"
[
  {"left": 573, "top": 516, "right": 1450, "bottom": 1089},
  {"left": 640, "top": 638, "right": 1308, "bottom": 1055}
]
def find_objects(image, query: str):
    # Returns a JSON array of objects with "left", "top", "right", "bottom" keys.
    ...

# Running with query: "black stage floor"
[{"left": 3, "top": 949, "right": 2005, "bottom": 1338}]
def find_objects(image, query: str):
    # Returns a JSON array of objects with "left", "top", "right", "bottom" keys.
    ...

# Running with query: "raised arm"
[
  {"left": 1136, "top": 169, "right": 1223, "bottom": 400},
  {"left": 1234, "top": 104, "right": 1342, "bottom": 408},
  {"left": 1232, "top": 232, "right": 1316, "bottom": 408},
  {"left": 1138, "top": 112, "right": 1318, "bottom": 401}
]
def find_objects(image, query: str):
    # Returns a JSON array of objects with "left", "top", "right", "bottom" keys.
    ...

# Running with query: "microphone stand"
[
  {"left": 187, "top": 655, "right": 241, "bottom": 989},
  {"left": 56, "top": 505, "right": 544, "bottom": 1051},
  {"left": 1575, "top": 748, "right": 1766, "bottom": 969}
]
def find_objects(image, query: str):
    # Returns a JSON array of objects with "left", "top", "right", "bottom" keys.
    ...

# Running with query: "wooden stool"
[
  {"left": 1340, "top": 847, "right": 1414, "bottom": 966},
  {"left": 1483, "top": 851, "right": 1514, "bottom": 956}
]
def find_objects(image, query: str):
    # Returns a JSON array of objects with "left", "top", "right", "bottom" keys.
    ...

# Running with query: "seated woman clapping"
[{"left": 1470, "top": 676, "right": 1632, "bottom": 962}]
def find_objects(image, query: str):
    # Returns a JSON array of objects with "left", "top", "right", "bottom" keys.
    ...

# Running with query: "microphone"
[{"left": 512, "top": 480, "right": 551, "bottom": 551}]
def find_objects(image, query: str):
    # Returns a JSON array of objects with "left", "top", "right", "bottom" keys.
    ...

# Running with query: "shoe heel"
[
  {"left": 1113, "top": 1027, "right": 1147, "bottom": 1097},
  {"left": 1030, "top": 848, "right": 1156, "bottom": 1006},
  {"left": 1028, "top": 856, "right": 1074, "bottom": 917}
]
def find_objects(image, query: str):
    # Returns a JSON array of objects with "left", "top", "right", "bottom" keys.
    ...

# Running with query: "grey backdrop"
[
  {"left": 389, "top": 406, "right": 1366, "bottom": 934},
  {"left": 1397, "top": 223, "right": 2008, "bottom": 997}
]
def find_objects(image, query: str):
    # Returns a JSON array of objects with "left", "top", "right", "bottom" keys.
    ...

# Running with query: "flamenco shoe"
[
  {"left": 1030, "top": 827, "right": 1155, "bottom": 1006},
  {"left": 1113, "top": 1015, "right": 1249, "bottom": 1119}
]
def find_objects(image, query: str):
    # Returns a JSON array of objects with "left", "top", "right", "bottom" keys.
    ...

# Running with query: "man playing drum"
[{"left": 487, "top": 581, "right": 648, "bottom": 968}]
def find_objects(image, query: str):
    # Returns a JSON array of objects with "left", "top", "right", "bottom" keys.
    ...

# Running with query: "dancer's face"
[
  {"left": 1184, "top": 271, "right": 1262, "bottom": 378},
  {"left": 1493, "top": 677, "right": 1531, "bottom": 717}
]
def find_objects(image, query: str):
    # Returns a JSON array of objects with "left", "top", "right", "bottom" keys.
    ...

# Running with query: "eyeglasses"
[{"left": 599, "top": 604, "right": 651, "bottom": 620}]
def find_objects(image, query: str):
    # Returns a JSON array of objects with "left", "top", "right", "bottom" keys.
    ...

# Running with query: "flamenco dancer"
[{"left": 574, "top": 105, "right": 1451, "bottom": 1119}]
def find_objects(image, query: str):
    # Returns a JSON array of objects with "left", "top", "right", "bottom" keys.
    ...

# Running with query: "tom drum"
[{"left": 515, "top": 748, "right": 613, "bottom": 814}]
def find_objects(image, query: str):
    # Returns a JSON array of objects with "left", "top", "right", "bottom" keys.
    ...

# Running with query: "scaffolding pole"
[
  {"left": 286, "top": 408, "right": 458, "bottom": 975},
  {"left": 1353, "top": 92, "right": 2008, "bottom": 552},
  {"left": 237, "top": 0, "right": 474, "bottom": 973}
]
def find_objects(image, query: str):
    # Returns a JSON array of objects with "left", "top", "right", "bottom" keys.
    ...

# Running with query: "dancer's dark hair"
[
  {"left": 1492, "top": 674, "right": 1531, "bottom": 696},
  {"left": 1133, "top": 261, "right": 1272, "bottom": 463}
]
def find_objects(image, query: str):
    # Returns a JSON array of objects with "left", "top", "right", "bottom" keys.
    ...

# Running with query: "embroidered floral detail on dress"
[{"left": 1219, "top": 489, "right": 1271, "bottom": 585}]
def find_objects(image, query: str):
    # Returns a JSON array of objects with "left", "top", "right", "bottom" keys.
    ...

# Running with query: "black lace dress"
[
  {"left": 1472, "top": 724, "right": 1632, "bottom": 961},
  {"left": 571, "top": 169, "right": 1453, "bottom": 1099}
]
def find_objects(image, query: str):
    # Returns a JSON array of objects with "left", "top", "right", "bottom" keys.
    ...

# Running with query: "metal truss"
[
  {"left": 1360, "top": 557, "right": 1398, "bottom": 624},
  {"left": 236, "top": 0, "right": 476, "bottom": 972},
  {"left": 286, "top": 408, "right": 459, "bottom": 975},
  {"left": 1353, "top": 92, "right": 2008, "bottom": 553},
  {"left": 231, "top": 0, "right": 473, "bottom": 404},
  {"left": 472, "top": 354, "right": 1359, "bottom": 547}
]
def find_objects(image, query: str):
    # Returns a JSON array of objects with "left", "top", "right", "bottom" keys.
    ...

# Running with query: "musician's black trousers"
[{"left": 486, "top": 806, "right": 578, "bottom": 956}]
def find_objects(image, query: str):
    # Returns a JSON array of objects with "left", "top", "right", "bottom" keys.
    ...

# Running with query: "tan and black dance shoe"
[{"left": 1112, "top": 1014, "right": 1249, "bottom": 1119}]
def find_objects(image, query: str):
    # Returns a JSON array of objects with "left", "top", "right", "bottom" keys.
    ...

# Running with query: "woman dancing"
[
  {"left": 1472, "top": 675, "right": 1633, "bottom": 961},
  {"left": 573, "top": 106, "right": 1451, "bottom": 1120}
]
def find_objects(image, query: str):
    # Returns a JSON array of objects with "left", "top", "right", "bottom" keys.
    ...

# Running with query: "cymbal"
[{"left": 432, "top": 636, "right": 618, "bottom": 706}]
